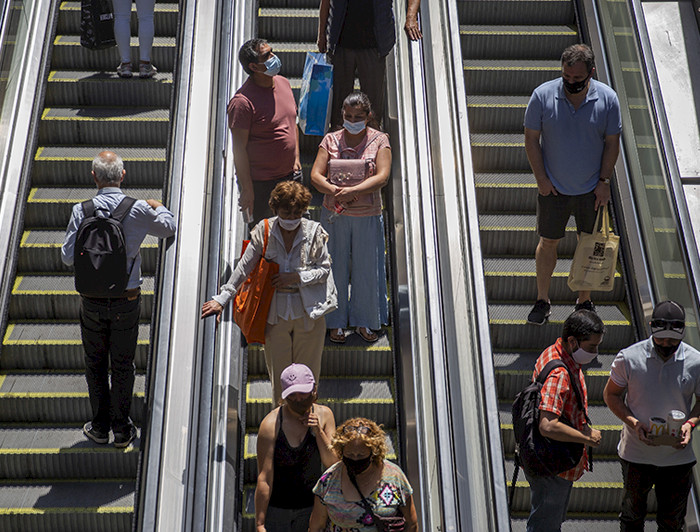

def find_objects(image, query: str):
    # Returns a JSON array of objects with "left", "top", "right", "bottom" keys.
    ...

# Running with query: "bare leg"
[{"left": 536, "top": 237, "right": 560, "bottom": 302}]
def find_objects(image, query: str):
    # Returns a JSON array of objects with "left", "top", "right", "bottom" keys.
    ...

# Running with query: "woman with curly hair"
[
  {"left": 201, "top": 181, "right": 337, "bottom": 403},
  {"left": 309, "top": 418, "right": 419, "bottom": 531}
]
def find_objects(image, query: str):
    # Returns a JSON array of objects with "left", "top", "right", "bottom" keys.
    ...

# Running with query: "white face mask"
[
  {"left": 278, "top": 217, "right": 301, "bottom": 231},
  {"left": 343, "top": 119, "right": 367, "bottom": 135},
  {"left": 571, "top": 342, "right": 598, "bottom": 365}
]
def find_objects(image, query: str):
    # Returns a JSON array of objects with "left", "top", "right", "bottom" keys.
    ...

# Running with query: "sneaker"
[
  {"left": 527, "top": 299, "right": 551, "bottom": 325},
  {"left": 575, "top": 300, "right": 597, "bottom": 313},
  {"left": 139, "top": 62, "right": 157, "bottom": 79},
  {"left": 117, "top": 62, "right": 133, "bottom": 78},
  {"left": 83, "top": 422, "right": 109, "bottom": 444},
  {"left": 114, "top": 426, "right": 137, "bottom": 448}
]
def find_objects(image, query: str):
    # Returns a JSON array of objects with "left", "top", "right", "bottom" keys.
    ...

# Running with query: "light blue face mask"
[
  {"left": 343, "top": 119, "right": 367, "bottom": 135},
  {"left": 262, "top": 54, "right": 281, "bottom": 77}
]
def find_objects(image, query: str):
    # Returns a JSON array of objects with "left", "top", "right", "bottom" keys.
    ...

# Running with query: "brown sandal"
[
  {"left": 356, "top": 327, "right": 378, "bottom": 343},
  {"left": 329, "top": 328, "right": 346, "bottom": 343}
]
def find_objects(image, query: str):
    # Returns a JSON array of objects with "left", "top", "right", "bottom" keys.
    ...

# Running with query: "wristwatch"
[{"left": 599, "top": 177, "right": 611, "bottom": 184}]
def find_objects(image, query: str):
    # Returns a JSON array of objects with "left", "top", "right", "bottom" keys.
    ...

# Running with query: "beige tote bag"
[{"left": 567, "top": 205, "right": 619, "bottom": 292}]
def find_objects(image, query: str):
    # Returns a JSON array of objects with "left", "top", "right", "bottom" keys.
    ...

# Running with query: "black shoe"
[
  {"left": 114, "top": 426, "right": 137, "bottom": 448},
  {"left": 575, "top": 300, "right": 597, "bottom": 313},
  {"left": 527, "top": 299, "right": 551, "bottom": 325},
  {"left": 83, "top": 422, "right": 109, "bottom": 444}
]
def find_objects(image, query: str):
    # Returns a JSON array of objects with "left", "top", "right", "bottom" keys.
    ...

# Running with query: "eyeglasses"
[
  {"left": 650, "top": 319, "right": 685, "bottom": 332},
  {"left": 343, "top": 425, "right": 371, "bottom": 435}
]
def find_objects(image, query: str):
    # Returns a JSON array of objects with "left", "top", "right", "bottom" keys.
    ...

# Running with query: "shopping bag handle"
[{"left": 595, "top": 205, "right": 610, "bottom": 239}]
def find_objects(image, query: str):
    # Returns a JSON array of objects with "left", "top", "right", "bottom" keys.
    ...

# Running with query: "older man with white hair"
[{"left": 61, "top": 151, "right": 176, "bottom": 448}]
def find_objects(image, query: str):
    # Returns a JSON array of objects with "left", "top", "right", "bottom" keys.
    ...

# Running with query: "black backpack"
[
  {"left": 74, "top": 197, "right": 137, "bottom": 297},
  {"left": 510, "top": 359, "right": 592, "bottom": 506},
  {"left": 80, "top": 0, "right": 116, "bottom": 50}
]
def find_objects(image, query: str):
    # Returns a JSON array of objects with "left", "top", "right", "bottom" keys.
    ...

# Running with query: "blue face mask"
[
  {"left": 343, "top": 119, "right": 367, "bottom": 135},
  {"left": 262, "top": 55, "right": 281, "bottom": 77}
]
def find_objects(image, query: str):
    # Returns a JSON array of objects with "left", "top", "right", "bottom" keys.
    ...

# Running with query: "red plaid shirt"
[{"left": 533, "top": 338, "right": 589, "bottom": 481}]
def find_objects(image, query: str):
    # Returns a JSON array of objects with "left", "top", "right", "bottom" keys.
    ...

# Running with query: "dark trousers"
[
  {"left": 80, "top": 295, "right": 140, "bottom": 434},
  {"left": 265, "top": 506, "right": 312, "bottom": 532},
  {"left": 619, "top": 458, "right": 695, "bottom": 532},
  {"left": 330, "top": 46, "right": 386, "bottom": 129},
  {"left": 251, "top": 170, "right": 303, "bottom": 226}
]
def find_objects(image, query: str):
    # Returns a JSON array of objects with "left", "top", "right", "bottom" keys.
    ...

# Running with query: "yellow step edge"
[
  {"left": 491, "top": 319, "right": 630, "bottom": 326},
  {"left": 53, "top": 35, "right": 176, "bottom": 47},
  {"left": 0, "top": 392, "right": 146, "bottom": 399},
  {"left": 501, "top": 423, "right": 623, "bottom": 431},
  {"left": 34, "top": 154, "right": 165, "bottom": 163},
  {"left": 41, "top": 110, "right": 168, "bottom": 123},
  {"left": 468, "top": 103, "right": 527, "bottom": 109},
  {"left": 485, "top": 270, "right": 621, "bottom": 278},
  {"left": 259, "top": 8, "right": 318, "bottom": 17},
  {"left": 3, "top": 338, "right": 148, "bottom": 346},
  {"left": 0, "top": 507, "right": 133, "bottom": 515},
  {"left": 509, "top": 480, "right": 624, "bottom": 488},
  {"left": 61, "top": 2, "right": 178, "bottom": 12},
  {"left": 0, "top": 447, "right": 137, "bottom": 455},
  {"left": 472, "top": 142, "right": 523, "bottom": 147},
  {"left": 47, "top": 71, "right": 173, "bottom": 83},
  {"left": 461, "top": 30, "right": 577, "bottom": 36},
  {"left": 475, "top": 183, "right": 537, "bottom": 188},
  {"left": 464, "top": 66, "right": 560, "bottom": 72}
]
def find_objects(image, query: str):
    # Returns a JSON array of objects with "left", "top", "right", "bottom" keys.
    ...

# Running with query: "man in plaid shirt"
[{"left": 526, "top": 310, "right": 605, "bottom": 531}]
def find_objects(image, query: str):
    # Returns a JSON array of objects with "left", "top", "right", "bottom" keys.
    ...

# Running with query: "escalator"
[
  {"left": 0, "top": 2, "right": 178, "bottom": 530},
  {"left": 238, "top": 2, "right": 400, "bottom": 531},
  {"left": 456, "top": 0, "right": 639, "bottom": 529}
]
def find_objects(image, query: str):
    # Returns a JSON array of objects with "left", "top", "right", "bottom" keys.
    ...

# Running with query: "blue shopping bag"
[{"left": 299, "top": 52, "right": 333, "bottom": 136}]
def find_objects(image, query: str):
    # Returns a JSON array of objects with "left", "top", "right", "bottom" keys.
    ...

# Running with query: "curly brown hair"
[
  {"left": 268, "top": 180, "right": 312, "bottom": 215},
  {"left": 331, "top": 417, "right": 387, "bottom": 466}
]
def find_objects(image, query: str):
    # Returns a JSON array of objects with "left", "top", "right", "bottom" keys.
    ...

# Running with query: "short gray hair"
[{"left": 92, "top": 151, "right": 124, "bottom": 186}]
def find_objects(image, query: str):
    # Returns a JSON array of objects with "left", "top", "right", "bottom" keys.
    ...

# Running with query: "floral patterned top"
[{"left": 312, "top": 460, "right": 413, "bottom": 531}]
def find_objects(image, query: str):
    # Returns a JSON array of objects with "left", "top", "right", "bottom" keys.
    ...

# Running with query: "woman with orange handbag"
[
  {"left": 310, "top": 91, "right": 391, "bottom": 345},
  {"left": 201, "top": 182, "right": 337, "bottom": 403}
]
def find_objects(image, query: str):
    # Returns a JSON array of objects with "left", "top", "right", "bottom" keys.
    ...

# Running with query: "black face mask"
[
  {"left": 286, "top": 394, "right": 315, "bottom": 416},
  {"left": 563, "top": 74, "right": 590, "bottom": 94},
  {"left": 654, "top": 341, "right": 679, "bottom": 359},
  {"left": 343, "top": 455, "right": 372, "bottom": 476}
]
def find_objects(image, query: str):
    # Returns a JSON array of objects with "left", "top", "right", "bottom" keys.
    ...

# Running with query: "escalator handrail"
[
  {"left": 136, "top": 1, "right": 225, "bottom": 531},
  {"left": 0, "top": 0, "right": 56, "bottom": 346},
  {"left": 417, "top": 0, "right": 511, "bottom": 529},
  {"left": 626, "top": 0, "right": 700, "bottom": 318}
]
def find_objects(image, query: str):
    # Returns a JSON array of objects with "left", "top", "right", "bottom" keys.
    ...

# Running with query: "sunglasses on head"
[
  {"left": 343, "top": 425, "right": 371, "bottom": 435},
  {"left": 650, "top": 319, "right": 685, "bottom": 332}
]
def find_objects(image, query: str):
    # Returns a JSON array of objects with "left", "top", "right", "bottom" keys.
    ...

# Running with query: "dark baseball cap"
[{"left": 650, "top": 300, "right": 685, "bottom": 340}]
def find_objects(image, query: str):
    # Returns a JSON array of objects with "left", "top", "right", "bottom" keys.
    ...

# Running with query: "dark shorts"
[{"left": 536, "top": 191, "right": 597, "bottom": 240}]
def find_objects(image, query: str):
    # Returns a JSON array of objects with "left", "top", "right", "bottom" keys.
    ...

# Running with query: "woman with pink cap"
[{"left": 255, "top": 363, "right": 338, "bottom": 532}]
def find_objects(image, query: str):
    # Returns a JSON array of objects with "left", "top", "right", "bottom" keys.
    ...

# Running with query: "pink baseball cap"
[{"left": 280, "top": 363, "right": 315, "bottom": 399}]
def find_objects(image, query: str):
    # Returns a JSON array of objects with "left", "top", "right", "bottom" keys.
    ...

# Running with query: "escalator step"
[
  {"left": 260, "top": 0, "right": 318, "bottom": 8},
  {"left": 32, "top": 148, "right": 165, "bottom": 186},
  {"left": 483, "top": 257, "right": 624, "bottom": 301},
  {"left": 25, "top": 187, "right": 164, "bottom": 227},
  {"left": 51, "top": 35, "right": 176, "bottom": 71},
  {"left": 246, "top": 328, "right": 394, "bottom": 376},
  {"left": 467, "top": 96, "right": 530, "bottom": 133},
  {"left": 0, "top": 427, "right": 139, "bottom": 479},
  {"left": 57, "top": 2, "right": 179, "bottom": 36},
  {"left": 463, "top": 59, "right": 560, "bottom": 95},
  {"left": 509, "top": 517, "right": 651, "bottom": 532},
  {"left": 478, "top": 213, "right": 578, "bottom": 256},
  {"left": 460, "top": 25, "right": 577, "bottom": 60},
  {"left": 0, "top": 373, "right": 145, "bottom": 423},
  {"left": 488, "top": 303, "right": 633, "bottom": 350},
  {"left": 475, "top": 172, "right": 537, "bottom": 213},
  {"left": 17, "top": 230, "right": 159, "bottom": 273},
  {"left": 245, "top": 377, "right": 396, "bottom": 428},
  {"left": 242, "top": 430, "right": 398, "bottom": 484},
  {"left": 456, "top": 0, "right": 574, "bottom": 26},
  {"left": 39, "top": 107, "right": 170, "bottom": 146},
  {"left": 2, "top": 322, "right": 149, "bottom": 370},
  {"left": 0, "top": 480, "right": 134, "bottom": 532},
  {"left": 470, "top": 132, "right": 529, "bottom": 172},
  {"left": 9, "top": 276, "right": 154, "bottom": 320},
  {"left": 258, "top": 8, "right": 318, "bottom": 42},
  {"left": 46, "top": 70, "right": 173, "bottom": 107},
  {"left": 494, "top": 351, "right": 618, "bottom": 399}
]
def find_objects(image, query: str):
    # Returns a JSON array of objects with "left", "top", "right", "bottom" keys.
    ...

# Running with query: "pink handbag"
[{"left": 327, "top": 132, "right": 382, "bottom": 207}]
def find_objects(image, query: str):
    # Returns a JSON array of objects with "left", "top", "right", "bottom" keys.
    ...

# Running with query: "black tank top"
[{"left": 268, "top": 407, "right": 323, "bottom": 509}]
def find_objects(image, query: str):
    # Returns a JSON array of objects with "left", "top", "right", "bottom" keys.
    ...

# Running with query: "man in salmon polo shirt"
[{"left": 228, "top": 38, "right": 302, "bottom": 225}]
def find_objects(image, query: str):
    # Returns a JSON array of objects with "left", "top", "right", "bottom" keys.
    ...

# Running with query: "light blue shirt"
[
  {"left": 61, "top": 187, "right": 177, "bottom": 290},
  {"left": 524, "top": 78, "right": 622, "bottom": 196},
  {"left": 610, "top": 338, "right": 700, "bottom": 466}
]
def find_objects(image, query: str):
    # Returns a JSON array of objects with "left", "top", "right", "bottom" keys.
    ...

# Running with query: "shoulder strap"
[
  {"left": 111, "top": 196, "right": 137, "bottom": 223},
  {"left": 348, "top": 472, "right": 377, "bottom": 519},
  {"left": 81, "top": 200, "right": 96, "bottom": 218},
  {"left": 262, "top": 218, "right": 270, "bottom": 257},
  {"left": 536, "top": 358, "right": 589, "bottom": 423}
]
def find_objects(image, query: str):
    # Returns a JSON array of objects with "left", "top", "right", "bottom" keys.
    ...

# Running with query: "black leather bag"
[
  {"left": 80, "top": 0, "right": 116, "bottom": 50},
  {"left": 348, "top": 471, "right": 405, "bottom": 532}
]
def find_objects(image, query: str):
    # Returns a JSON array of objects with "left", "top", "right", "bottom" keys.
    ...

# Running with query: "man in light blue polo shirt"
[
  {"left": 524, "top": 44, "right": 621, "bottom": 325},
  {"left": 603, "top": 301, "right": 700, "bottom": 531}
]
